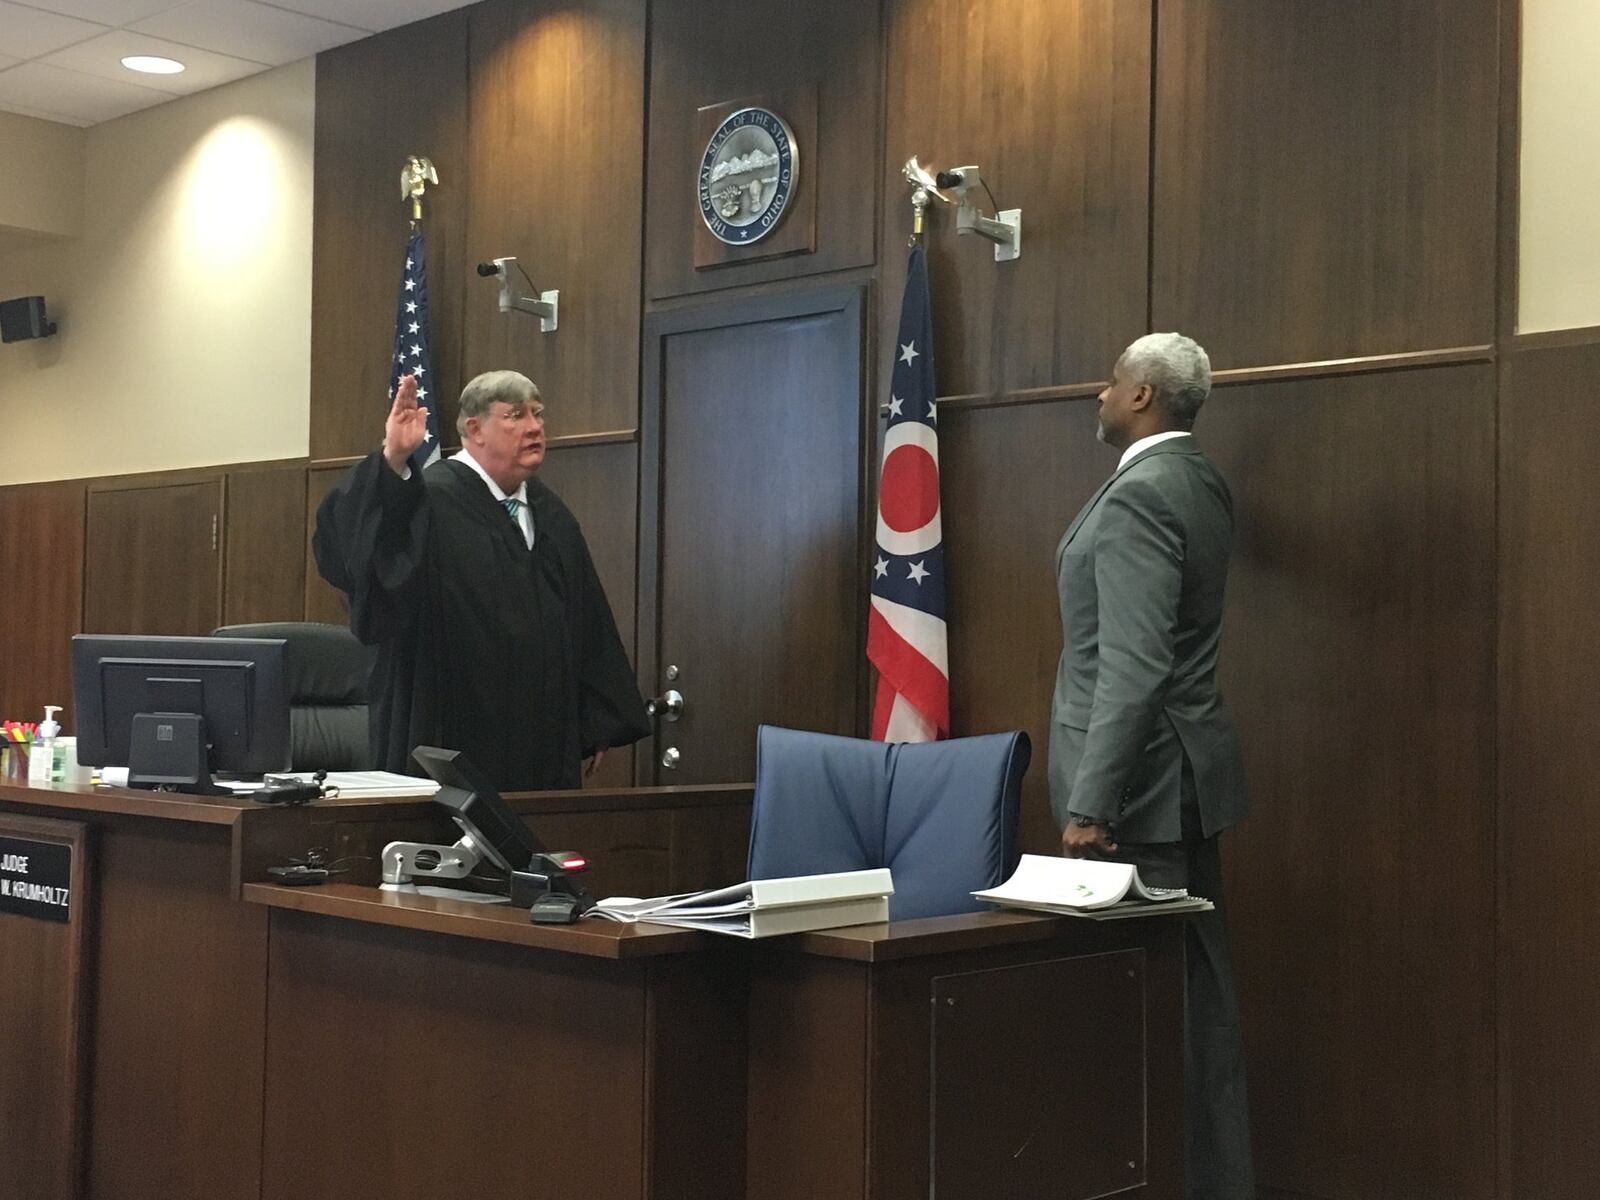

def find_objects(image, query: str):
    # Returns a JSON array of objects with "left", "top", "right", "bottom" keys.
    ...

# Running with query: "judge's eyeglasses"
[{"left": 495, "top": 401, "right": 546, "bottom": 425}]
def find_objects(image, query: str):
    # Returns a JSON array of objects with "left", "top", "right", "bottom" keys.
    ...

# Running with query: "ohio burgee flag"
[{"left": 868, "top": 245, "right": 949, "bottom": 742}]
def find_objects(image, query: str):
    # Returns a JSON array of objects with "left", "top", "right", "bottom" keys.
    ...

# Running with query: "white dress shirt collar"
[
  {"left": 452, "top": 448, "right": 534, "bottom": 547},
  {"left": 451, "top": 447, "right": 528, "bottom": 505},
  {"left": 1117, "top": 430, "right": 1192, "bottom": 472}
]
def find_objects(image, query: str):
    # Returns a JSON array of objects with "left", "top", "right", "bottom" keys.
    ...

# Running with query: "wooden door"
[
  {"left": 84, "top": 480, "right": 223, "bottom": 636},
  {"left": 639, "top": 286, "right": 868, "bottom": 785}
]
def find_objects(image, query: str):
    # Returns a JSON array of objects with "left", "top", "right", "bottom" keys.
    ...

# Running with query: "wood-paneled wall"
[
  {"left": 311, "top": 9, "right": 470, "bottom": 461},
  {"left": 1153, "top": 0, "right": 1499, "bottom": 369},
  {"left": 881, "top": 0, "right": 1151, "bottom": 399},
  {"left": 464, "top": 0, "right": 646, "bottom": 436},
  {"left": 1497, "top": 336, "right": 1600, "bottom": 1200},
  {"left": 1, "top": 1, "right": 1588, "bottom": 1196}
]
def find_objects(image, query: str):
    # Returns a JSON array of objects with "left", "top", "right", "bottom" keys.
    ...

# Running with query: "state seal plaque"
[{"left": 697, "top": 106, "right": 798, "bottom": 245}]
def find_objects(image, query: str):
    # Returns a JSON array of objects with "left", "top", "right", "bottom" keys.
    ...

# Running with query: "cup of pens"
[{"left": 0, "top": 721, "right": 36, "bottom": 782}]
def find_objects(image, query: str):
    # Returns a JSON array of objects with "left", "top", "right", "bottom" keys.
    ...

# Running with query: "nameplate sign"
[{"left": 0, "top": 835, "right": 72, "bottom": 922}]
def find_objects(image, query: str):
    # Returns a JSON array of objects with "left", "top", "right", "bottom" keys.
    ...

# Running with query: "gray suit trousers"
[{"left": 1087, "top": 773, "right": 1255, "bottom": 1200}]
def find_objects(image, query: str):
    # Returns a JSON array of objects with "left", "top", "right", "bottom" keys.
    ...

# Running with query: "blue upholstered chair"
[{"left": 745, "top": 725, "right": 1030, "bottom": 921}]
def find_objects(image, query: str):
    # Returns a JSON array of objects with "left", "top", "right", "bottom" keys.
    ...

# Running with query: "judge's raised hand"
[{"left": 383, "top": 374, "right": 429, "bottom": 474}]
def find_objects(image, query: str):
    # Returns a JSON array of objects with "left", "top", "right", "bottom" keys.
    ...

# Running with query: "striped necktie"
[{"left": 502, "top": 495, "right": 534, "bottom": 547}]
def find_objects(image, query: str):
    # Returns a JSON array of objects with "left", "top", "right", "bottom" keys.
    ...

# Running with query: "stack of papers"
[
  {"left": 974, "top": 854, "right": 1214, "bottom": 921},
  {"left": 591, "top": 868, "right": 894, "bottom": 939},
  {"left": 218, "top": 770, "right": 440, "bottom": 798}
]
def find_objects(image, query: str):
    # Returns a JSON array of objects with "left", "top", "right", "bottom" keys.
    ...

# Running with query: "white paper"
[{"left": 974, "top": 854, "right": 1191, "bottom": 911}]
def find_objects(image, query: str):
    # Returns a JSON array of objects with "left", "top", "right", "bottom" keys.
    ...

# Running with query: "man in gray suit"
[{"left": 1050, "top": 332, "right": 1253, "bottom": 1200}]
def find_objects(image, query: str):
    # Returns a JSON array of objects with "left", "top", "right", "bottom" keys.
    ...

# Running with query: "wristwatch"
[{"left": 1068, "top": 813, "right": 1105, "bottom": 828}]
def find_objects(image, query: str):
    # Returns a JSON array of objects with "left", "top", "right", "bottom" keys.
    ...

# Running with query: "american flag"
[
  {"left": 391, "top": 227, "right": 441, "bottom": 470},
  {"left": 868, "top": 245, "right": 949, "bottom": 742}
]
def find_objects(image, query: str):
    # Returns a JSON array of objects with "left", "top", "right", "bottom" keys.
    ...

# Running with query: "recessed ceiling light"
[{"left": 121, "top": 55, "right": 185, "bottom": 75}]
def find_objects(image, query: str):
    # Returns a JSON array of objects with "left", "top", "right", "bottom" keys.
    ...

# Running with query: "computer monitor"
[
  {"left": 72, "top": 634, "right": 291, "bottom": 788},
  {"left": 400, "top": 747, "right": 593, "bottom": 922},
  {"left": 410, "top": 745, "right": 542, "bottom": 871}
]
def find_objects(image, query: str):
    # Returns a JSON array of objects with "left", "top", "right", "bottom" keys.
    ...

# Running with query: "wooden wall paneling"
[
  {"left": 1203, "top": 364, "right": 1497, "bottom": 1200},
  {"left": 0, "top": 481, "right": 84, "bottom": 727},
  {"left": 261, "top": 911, "right": 650, "bottom": 1199},
  {"left": 881, "top": 0, "right": 1152, "bottom": 401},
  {"left": 645, "top": 0, "right": 881, "bottom": 300},
  {"left": 462, "top": 0, "right": 646, "bottom": 436},
  {"left": 86, "top": 816, "right": 268, "bottom": 1199},
  {"left": 1152, "top": 0, "right": 1499, "bottom": 371},
  {"left": 311, "top": 8, "right": 469, "bottom": 460},
  {"left": 0, "top": 813, "right": 89, "bottom": 1198},
  {"left": 937, "top": 394, "right": 1110, "bottom": 858},
  {"left": 1498, "top": 342, "right": 1600, "bottom": 1200},
  {"left": 223, "top": 465, "right": 308, "bottom": 625},
  {"left": 1495, "top": 0, "right": 1522, "bottom": 345},
  {"left": 84, "top": 479, "right": 223, "bottom": 637},
  {"left": 537, "top": 438, "right": 639, "bottom": 787},
  {"left": 745, "top": 953, "right": 870, "bottom": 1200},
  {"left": 303, "top": 465, "right": 352, "bottom": 627}
]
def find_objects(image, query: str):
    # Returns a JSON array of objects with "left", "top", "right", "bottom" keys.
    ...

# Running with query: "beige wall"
[
  {"left": 1519, "top": 0, "right": 1600, "bottom": 333},
  {"left": 0, "top": 59, "right": 313, "bottom": 485},
  {"left": 0, "top": 112, "right": 85, "bottom": 240}
]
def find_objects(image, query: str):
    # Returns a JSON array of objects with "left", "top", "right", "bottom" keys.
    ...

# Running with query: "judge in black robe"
[{"left": 313, "top": 369, "right": 650, "bottom": 792}]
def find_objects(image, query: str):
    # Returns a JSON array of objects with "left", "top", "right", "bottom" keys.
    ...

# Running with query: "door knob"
[
  {"left": 646, "top": 689, "right": 684, "bottom": 721},
  {"left": 661, "top": 746, "right": 681, "bottom": 770}
]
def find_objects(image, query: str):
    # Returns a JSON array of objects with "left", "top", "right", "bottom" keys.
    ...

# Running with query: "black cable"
[{"left": 980, "top": 177, "right": 1001, "bottom": 216}]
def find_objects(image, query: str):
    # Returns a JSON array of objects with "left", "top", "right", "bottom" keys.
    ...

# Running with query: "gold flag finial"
[{"left": 400, "top": 155, "right": 439, "bottom": 223}]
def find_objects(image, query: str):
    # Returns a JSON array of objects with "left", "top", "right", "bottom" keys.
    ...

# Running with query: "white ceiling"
[{"left": 0, "top": 0, "right": 476, "bottom": 126}]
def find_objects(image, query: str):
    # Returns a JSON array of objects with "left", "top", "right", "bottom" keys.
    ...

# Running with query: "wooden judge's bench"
[{"left": 0, "top": 778, "right": 1186, "bottom": 1200}]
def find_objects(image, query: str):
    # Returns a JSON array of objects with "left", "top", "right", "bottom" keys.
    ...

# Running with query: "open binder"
[
  {"left": 974, "top": 854, "right": 1215, "bottom": 920},
  {"left": 591, "top": 868, "right": 894, "bottom": 938}
]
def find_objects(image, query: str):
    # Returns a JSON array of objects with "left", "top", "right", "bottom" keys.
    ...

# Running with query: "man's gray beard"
[{"left": 1095, "top": 422, "right": 1108, "bottom": 444}]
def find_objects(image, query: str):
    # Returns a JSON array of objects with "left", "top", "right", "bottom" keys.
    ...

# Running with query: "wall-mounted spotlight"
[
  {"left": 476, "top": 257, "right": 558, "bottom": 333},
  {"left": 902, "top": 157, "right": 1021, "bottom": 262}
]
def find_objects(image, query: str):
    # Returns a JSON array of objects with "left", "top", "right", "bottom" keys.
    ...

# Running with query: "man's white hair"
[
  {"left": 457, "top": 370, "right": 541, "bottom": 437},
  {"left": 1120, "top": 332, "right": 1212, "bottom": 430}
]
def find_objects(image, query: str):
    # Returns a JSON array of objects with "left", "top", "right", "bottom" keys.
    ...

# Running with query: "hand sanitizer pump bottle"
[{"left": 28, "top": 705, "right": 62, "bottom": 783}]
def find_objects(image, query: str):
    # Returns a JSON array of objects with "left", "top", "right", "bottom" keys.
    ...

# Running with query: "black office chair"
[{"left": 210, "top": 622, "right": 376, "bottom": 771}]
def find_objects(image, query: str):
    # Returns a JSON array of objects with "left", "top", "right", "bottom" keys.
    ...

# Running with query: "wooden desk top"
[
  {"left": 0, "top": 779, "right": 751, "bottom": 825},
  {"left": 0, "top": 779, "right": 260, "bottom": 824},
  {"left": 243, "top": 881, "right": 718, "bottom": 960},
  {"left": 243, "top": 882, "right": 1188, "bottom": 965},
  {"left": 785, "top": 907, "right": 1190, "bottom": 962}
]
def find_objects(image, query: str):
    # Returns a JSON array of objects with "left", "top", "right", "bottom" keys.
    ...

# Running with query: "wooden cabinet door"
[
  {"left": 84, "top": 480, "right": 222, "bottom": 636},
  {"left": 639, "top": 286, "right": 868, "bottom": 785},
  {"left": 0, "top": 481, "right": 85, "bottom": 722}
]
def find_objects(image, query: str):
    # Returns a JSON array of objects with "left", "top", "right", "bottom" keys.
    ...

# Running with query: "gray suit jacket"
[{"left": 1048, "top": 435, "right": 1249, "bottom": 843}]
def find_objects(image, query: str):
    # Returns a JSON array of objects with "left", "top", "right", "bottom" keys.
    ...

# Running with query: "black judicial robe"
[{"left": 312, "top": 452, "right": 650, "bottom": 792}]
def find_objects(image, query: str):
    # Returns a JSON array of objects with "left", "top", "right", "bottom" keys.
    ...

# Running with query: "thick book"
[
  {"left": 591, "top": 868, "right": 894, "bottom": 938},
  {"left": 973, "top": 854, "right": 1215, "bottom": 920}
]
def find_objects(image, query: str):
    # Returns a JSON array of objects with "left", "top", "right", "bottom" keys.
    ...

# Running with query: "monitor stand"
[
  {"left": 127, "top": 712, "right": 226, "bottom": 795},
  {"left": 379, "top": 833, "right": 488, "bottom": 889}
]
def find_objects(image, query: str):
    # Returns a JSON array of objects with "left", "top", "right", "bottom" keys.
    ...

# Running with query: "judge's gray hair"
[
  {"left": 457, "top": 370, "right": 542, "bottom": 437},
  {"left": 1119, "top": 333, "right": 1212, "bottom": 430}
]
